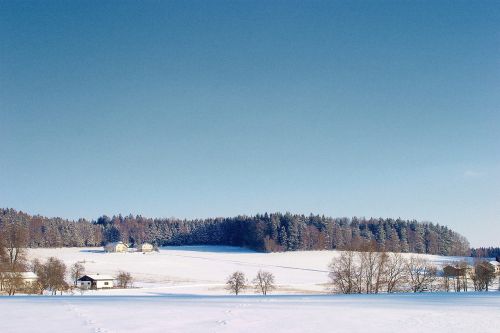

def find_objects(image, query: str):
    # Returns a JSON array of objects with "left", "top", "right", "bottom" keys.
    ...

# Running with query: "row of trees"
[
  {"left": 1, "top": 209, "right": 470, "bottom": 256},
  {"left": 471, "top": 247, "right": 500, "bottom": 259},
  {"left": 328, "top": 246, "right": 498, "bottom": 294},
  {"left": 226, "top": 270, "right": 276, "bottom": 295}
]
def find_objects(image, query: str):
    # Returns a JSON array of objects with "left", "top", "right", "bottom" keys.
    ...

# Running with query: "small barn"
[
  {"left": 77, "top": 274, "right": 114, "bottom": 289},
  {"left": 137, "top": 242, "right": 154, "bottom": 252},
  {"left": 104, "top": 241, "right": 128, "bottom": 253}
]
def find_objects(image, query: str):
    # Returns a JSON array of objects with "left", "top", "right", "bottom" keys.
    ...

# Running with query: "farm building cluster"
[
  {"left": 0, "top": 242, "right": 155, "bottom": 293},
  {"left": 104, "top": 241, "right": 155, "bottom": 253}
]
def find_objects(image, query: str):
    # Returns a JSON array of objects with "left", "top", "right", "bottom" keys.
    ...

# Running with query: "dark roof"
[{"left": 77, "top": 274, "right": 114, "bottom": 281}]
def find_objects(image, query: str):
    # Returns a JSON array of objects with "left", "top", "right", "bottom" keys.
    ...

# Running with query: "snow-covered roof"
[
  {"left": 4, "top": 271, "right": 38, "bottom": 279},
  {"left": 21, "top": 272, "right": 38, "bottom": 279},
  {"left": 105, "top": 241, "right": 128, "bottom": 247},
  {"left": 489, "top": 261, "right": 500, "bottom": 267},
  {"left": 81, "top": 274, "right": 114, "bottom": 281}
]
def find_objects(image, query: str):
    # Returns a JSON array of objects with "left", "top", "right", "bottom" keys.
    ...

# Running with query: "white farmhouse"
[
  {"left": 137, "top": 242, "right": 154, "bottom": 253},
  {"left": 0, "top": 272, "right": 38, "bottom": 291},
  {"left": 77, "top": 274, "right": 114, "bottom": 289},
  {"left": 21, "top": 272, "right": 38, "bottom": 285},
  {"left": 104, "top": 241, "right": 128, "bottom": 253}
]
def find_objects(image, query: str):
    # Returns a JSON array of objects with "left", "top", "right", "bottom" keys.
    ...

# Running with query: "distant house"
[
  {"left": 489, "top": 261, "right": 500, "bottom": 274},
  {"left": 137, "top": 242, "right": 154, "bottom": 253},
  {"left": 0, "top": 272, "right": 38, "bottom": 291},
  {"left": 77, "top": 274, "right": 114, "bottom": 289},
  {"left": 104, "top": 241, "right": 128, "bottom": 253},
  {"left": 20, "top": 272, "right": 38, "bottom": 285}
]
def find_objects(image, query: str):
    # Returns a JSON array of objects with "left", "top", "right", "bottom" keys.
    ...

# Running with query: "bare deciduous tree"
[
  {"left": 4, "top": 272, "right": 24, "bottom": 296},
  {"left": 471, "top": 261, "right": 495, "bottom": 291},
  {"left": 3, "top": 221, "right": 28, "bottom": 271},
  {"left": 359, "top": 244, "right": 388, "bottom": 294},
  {"left": 441, "top": 260, "right": 471, "bottom": 292},
  {"left": 33, "top": 257, "right": 68, "bottom": 295},
  {"left": 116, "top": 271, "right": 133, "bottom": 288},
  {"left": 1, "top": 221, "right": 28, "bottom": 272},
  {"left": 0, "top": 232, "right": 8, "bottom": 292},
  {"left": 328, "top": 251, "right": 360, "bottom": 294},
  {"left": 70, "top": 262, "right": 85, "bottom": 286},
  {"left": 0, "top": 222, "right": 29, "bottom": 295},
  {"left": 405, "top": 256, "right": 437, "bottom": 293},
  {"left": 385, "top": 253, "right": 407, "bottom": 293},
  {"left": 458, "top": 260, "right": 470, "bottom": 292},
  {"left": 253, "top": 270, "right": 276, "bottom": 295},
  {"left": 226, "top": 271, "right": 246, "bottom": 295}
]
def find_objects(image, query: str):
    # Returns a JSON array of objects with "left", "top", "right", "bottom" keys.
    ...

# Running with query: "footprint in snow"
[{"left": 94, "top": 328, "right": 108, "bottom": 333}]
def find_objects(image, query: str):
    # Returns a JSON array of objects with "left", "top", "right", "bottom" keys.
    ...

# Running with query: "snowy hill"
[{"left": 27, "top": 246, "right": 475, "bottom": 295}]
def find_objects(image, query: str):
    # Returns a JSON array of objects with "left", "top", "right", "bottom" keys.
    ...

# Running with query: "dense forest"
[
  {"left": 470, "top": 247, "right": 500, "bottom": 258},
  {"left": 0, "top": 208, "right": 470, "bottom": 256}
]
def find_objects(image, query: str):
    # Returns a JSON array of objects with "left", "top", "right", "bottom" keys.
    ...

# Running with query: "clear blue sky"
[{"left": 1, "top": 1, "right": 499, "bottom": 247}]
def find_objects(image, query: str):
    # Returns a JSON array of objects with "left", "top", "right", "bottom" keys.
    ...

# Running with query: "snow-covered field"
[
  {"left": 0, "top": 247, "right": 497, "bottom": 332},
  {"left": 25, "top": 246, "right": 474, "bottom": 295},
  {"left": 2, "top": 293, "right": 500, "bottom": 333}
]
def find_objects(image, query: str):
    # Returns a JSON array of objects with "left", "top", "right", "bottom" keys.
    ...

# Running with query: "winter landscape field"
[
  {"left": 3, "top": 293, "right": 500, "bottom": 333},
  {"left": 1, "top": 246, "right": 499, "bottom": 333},
  {"left": 2, "top": 0, "right": 500, "bottom": 332},
  {"left": 24, "top": 246, "right": 476, "bottom": 295}
]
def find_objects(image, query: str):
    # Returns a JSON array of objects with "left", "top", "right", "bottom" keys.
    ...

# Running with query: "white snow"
[
  {"left": 1, "top": 246, "right": 497, "bottom": 332},
  {"left": 25, "top": 246, "right": 475, "bottom": 295},
  {"left": 1, "top": 293, "right": 499, "bottom": 333}
]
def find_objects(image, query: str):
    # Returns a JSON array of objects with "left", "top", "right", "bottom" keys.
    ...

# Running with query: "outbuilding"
[
  {"left": 104, "top": 241, "right": 128, "bottom": 253},
  {"left": 77, "top": 274, "right": 114, "bottom": 289},
  {"left": 489, "top": 261, "right": 500, "bottom": 274},
  {"left": 137, "top": 242, "right": 154, "bottom": 252}
]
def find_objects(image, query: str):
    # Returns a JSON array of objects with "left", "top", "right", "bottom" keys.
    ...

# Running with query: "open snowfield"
[
  {"left": 0, "top": 247, "right": 498, "bottom": 332},
  {"left": 25, "top": 246, "right": 474, "bottom": 295},
  {"left": 2, "top": 293, "right": 500, "bottom": 333}
]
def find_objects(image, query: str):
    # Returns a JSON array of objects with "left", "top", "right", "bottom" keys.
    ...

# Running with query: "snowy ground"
[
  {"left": 1, "top": 247, "right": 497, "bottom": 332},
  {"left": 25, "top": 246, "right": 475, "bottom": 295},
  {"left": 2, "top": 293, "right": 499, "bottom": 333}
]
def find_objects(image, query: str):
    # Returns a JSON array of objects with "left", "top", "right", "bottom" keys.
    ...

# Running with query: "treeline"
[
  {"left": 328, "top": 247, "right": 497, "bottom": 294},
  {"left": 0, "top": 209, "right": 102, "bottom": 247},
  {"left": 0, "top": 208, "right": 470, "bottom": 256},
  {"left": 471, "top": 247, "right": 500, "bottom": 259}
]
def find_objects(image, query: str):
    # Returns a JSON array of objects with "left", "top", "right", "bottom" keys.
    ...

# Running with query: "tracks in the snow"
[{"left": 64, "top": 301, "right": 111, "bottom": 333}]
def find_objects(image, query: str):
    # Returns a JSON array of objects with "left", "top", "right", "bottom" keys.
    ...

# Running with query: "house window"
[{"left": 104, "top": 282, "right": 109, "bottom": 285}]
